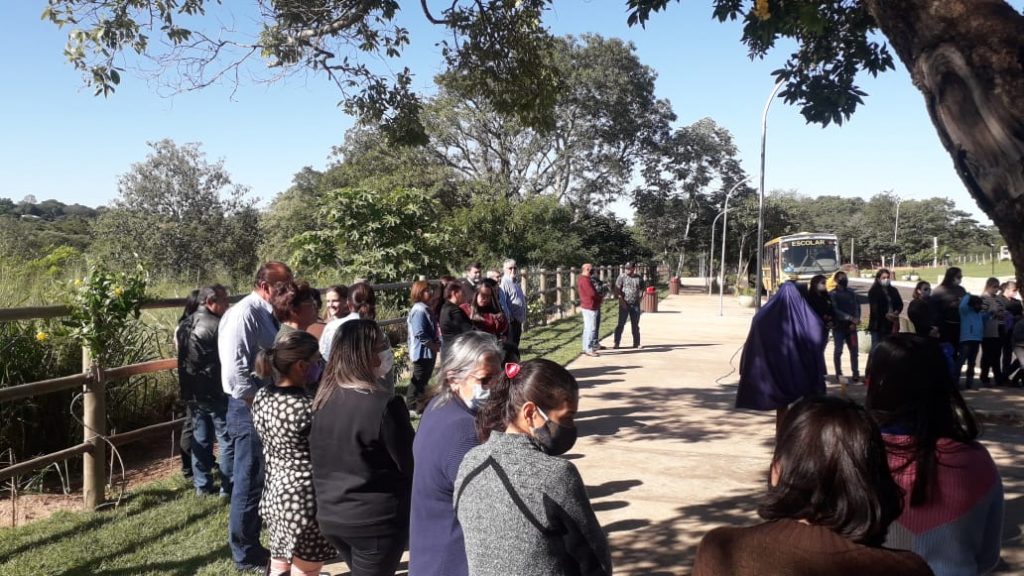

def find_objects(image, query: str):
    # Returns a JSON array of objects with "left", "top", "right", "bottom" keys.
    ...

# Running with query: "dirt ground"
[{"left": 0, "top": 436, "right": 184, "bottom": 528}]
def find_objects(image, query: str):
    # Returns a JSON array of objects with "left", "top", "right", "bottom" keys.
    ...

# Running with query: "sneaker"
[
  {"left": 633, "top": 344, "right": 641, "bottom": 349},
  {"left": 584, "top": 351, "right": 599, "bottom": 357},
  {"left": 613, "top": 344, "right": 620, "bottom": 350},
  {"left": 234, "top": 562, "right": 266, "bottom": 574}
]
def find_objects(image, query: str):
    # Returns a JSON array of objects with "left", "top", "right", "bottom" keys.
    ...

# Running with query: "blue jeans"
[
  {"left": 832, "top": 327, "right": 860, "bottom": 378},
  {"left": 592, "top": 308, "right": 602, "bottom": 349},
  {"left": 959, "top": 341, "right": 981, "bottom": 388},
  {"left": 191, "top": 399, "right": 233, "bottom": 496},
  {"left": 226, "top": 396, "right": 267, "bottom": 566},
  {"left": 614, "top": 303, "right": 641, "bottom": 348},
  {"left": 582, "top": 308, "right": 598, "bottom": 352}
]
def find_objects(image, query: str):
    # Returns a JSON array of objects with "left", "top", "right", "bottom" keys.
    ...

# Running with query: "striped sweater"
[{"left": 884, "top": 435, "right": 1004, "bottom": 576}]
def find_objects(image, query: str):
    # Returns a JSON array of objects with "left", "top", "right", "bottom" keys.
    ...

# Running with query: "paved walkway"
[{"left": 330, "top": 287, "right": 1024, "bottom": 575}]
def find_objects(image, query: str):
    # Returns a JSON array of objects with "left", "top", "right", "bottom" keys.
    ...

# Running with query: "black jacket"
[
  {"left": 868, "top": 284, "right": 904, "bottom": 334},
  {"left": 439, "top": 301, "right": 474, "bottom": 343},
  {"left": 175, "top": 306, "right": 226, "bottom": 403},
  {"left": 908, "top": 299, "right": 935, "bottom": 336}
]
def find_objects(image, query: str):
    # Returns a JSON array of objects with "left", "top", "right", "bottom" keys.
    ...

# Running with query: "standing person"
[
  {"left": 251, "top": 331, "right": 336, "bottom": 576},
  {"left": 176, "top": 284, "right": 233, "bottom": 497},
  {"left": 271, "top": 281, "right": 321, "bottom": 341},
  {"left": 737, "top": 282, "right": 827, "bottom": 435},
  {"left": 500, "top": 259, "right": 527, "bottom": 347},
  {"left": 174, "top": 289, "right": 201, "bottom": 481},
  {"left": 310, "top": 320, "right": 415, "bottom": 576},
  {"left": 830, "top": 271, "right": 862, "bottom": 384},
  {"left": 980, "top": 277, "right": 1007, "bottom": 386},
  {"left": 805, "top": 275, "right": 834, "bottom": 336},
  {"left": 999, "top": 281, "right": 1022, "bottom": 377},
  {"left": 958, "top": 294, "right": 988, "bottom": 389},
  {"left": 406, "top": 280, "right": 439, "bottom": 413},
  {"left": 867, "top": 269, "right": 904, "bottom": 356},
  {"left": 613, "top": 262, "right": 644, "bottom": 349},
  {"left": 460, "top": 262, "right": 483, "bottom": 304},
  {"left": 324, "top": 285, "right": 349, "bottom": 321},
  {"left": 931, "top": 267, "right": 966, "bottom": 358},
  {"left": 908, "top": 281, "right": 939, "bottom": 338},
  {"left": 410, "top": 332, "right": 503, "bottom": 576},
  {"left": 485, "top": 269, "right": 501, "bottom": 282},
  {"left": 461, "top": 280, "right": 508, "bottom": 338},
  {"left": 693, "top": 396, "right": 932, "bottom": 576},
  {"left": 867, "top": 335, "right": 1003, "bottom": 576},
  {"left": 578, "top": 263, "right": 603, "bottom": 357},
  {"left": 439, "top": 281, "right": 475, "bottom": 344},
  {"left": 455, "top": 359, "right": 612, "bottom": 576},
  {"left": 219, "top": 261, "right": 293, "bottom": 572}
]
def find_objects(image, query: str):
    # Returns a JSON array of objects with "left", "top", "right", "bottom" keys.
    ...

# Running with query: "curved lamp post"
[
  {"left": 754, "top": 80, "right": 785, "bottom": 309},
  {"left": 719, "top": 176, "right": 752, "bottom": 315}
]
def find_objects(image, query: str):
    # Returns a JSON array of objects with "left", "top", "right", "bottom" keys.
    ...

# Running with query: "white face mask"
[
  {"left": 953, "top": 277, "right": 962, "bottom": 286},
  {"left": 468, "top": 383, "right": 490, "bottom": 411},
  {"left": 375, "top": 349, "right": 393, "bottom": 379},
  {"left": 816, "top": 283, "right": 827, "bottom": 292},
  {"left": 880, "top": 278, "right": 890, "bottom": 287}
]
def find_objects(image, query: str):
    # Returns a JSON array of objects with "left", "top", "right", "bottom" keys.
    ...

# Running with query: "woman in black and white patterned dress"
[{"left": 252, "top": 330, "right": 335, "bottom": 576}]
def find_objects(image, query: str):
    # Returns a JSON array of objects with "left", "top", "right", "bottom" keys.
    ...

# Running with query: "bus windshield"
[{"left": 781, "top": 241, "right": 838, "bottom": 275}]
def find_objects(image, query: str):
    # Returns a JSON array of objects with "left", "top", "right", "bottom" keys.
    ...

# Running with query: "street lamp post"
[
  {"left": 754, "top": 80, "right": 785, "bottom": 309},
  {"left": 892, "top": 194, "right": 901, "bottom": 269},
  {"left": 719, "top": 176, "right": 752, "bottom": 314}
]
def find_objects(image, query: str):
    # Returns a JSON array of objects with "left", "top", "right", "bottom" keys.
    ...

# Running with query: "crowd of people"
[
  {"left": 735, "top": 268, "right": 1006, "bottom": 575},
  {"left": 174, "top": 259, "right": 638, "bottom": 575},
  {"left": 174, "top": 259, "right": 1008, "bottom": 576}
]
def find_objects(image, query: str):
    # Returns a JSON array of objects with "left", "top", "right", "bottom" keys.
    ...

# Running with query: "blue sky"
[{"left": 2, "top": 1, "right": 1015, "bottom": 225}]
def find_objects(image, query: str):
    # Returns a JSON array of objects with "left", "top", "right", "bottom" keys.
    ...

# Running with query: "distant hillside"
[{"left": 0, "top": 196, "right": 101, "bottom": 257}]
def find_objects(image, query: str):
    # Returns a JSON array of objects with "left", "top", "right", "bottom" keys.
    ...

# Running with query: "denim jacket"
[{"left": 407, "top": 301, "right": 438, "bottom": 361}]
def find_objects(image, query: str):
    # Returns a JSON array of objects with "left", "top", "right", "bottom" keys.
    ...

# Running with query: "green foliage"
[
  {"left": 293, "top": 187, "right": 454, "bottom": 283},
  {"left": 627, "top": 0, "right": 895, "bottom": 126},
  {"left": 62, "top": 266, "right": 148, "bottom": 365},
  {"left": 90, "top": 139, "right": 261, "bottom": 283}
]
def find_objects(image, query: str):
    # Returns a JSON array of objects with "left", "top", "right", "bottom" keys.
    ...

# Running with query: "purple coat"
[{"left": 736, "top": 282, "right": 827, "bottom": 410}]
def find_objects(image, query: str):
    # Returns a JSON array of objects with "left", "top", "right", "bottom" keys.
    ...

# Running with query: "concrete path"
[{"left": 328, "top": 286, "right": 1024, "bottom": 575}]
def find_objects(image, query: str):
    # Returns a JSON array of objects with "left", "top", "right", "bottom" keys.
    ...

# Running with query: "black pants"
[
  {"left": 406, "top": 357, "right": 436, "bottom": 412},
  {"left": 179, "top": 402, "right": 194, "bottom": 476},
  {"left": 325, "top": 532, "right": 406, "bottom": 576},
  {"left": 614, "top": 303, "right": 641, "bottom": 348},
  {"left": 509, "top": 319, "right": 523, "bottom": 347},
  {"left": 981, "top": 336, "right": 1004, "bottom": 383}
]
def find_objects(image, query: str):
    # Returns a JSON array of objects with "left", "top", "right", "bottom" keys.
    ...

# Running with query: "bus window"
[{"left": 782, "top": 243, "right": 838, "bottom": 275}]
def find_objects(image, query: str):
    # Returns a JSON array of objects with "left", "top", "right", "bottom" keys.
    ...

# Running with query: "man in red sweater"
[{"left": 578, "top": 263, "right": 603, "bottom": 357}]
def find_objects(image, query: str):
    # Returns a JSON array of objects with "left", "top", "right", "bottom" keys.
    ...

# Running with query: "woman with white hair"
[{"left": 409, "top": 331, "right": 504, "bottom": 576}]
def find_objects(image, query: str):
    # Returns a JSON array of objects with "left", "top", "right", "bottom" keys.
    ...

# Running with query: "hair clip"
[{"left": 504, "top": 362, "right": 521, "bottom": 379}]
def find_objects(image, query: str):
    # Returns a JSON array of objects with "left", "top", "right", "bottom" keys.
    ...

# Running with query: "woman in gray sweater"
[{"left": 454, "top": 359, "right": 612, "bottom": 576}]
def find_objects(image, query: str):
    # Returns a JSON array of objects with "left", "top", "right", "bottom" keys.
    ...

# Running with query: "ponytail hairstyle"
[
  {"left": 475, "top": 358, "right": 578, "bottom": 442},
  {"left": 179, "top": 289, "right": 201, "bottom": 322},
  {"left": 348, "top": 282, "right": 377, "bottom": 320},
  {"left": 254, "top": 330, "right": 319, "bottom": 382}
]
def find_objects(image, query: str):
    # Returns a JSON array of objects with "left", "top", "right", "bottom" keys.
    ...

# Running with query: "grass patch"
[
  {"left": 0, "top": 290, "right": 667, "bottom": 574},
  {"left": 890, "top": 261, "right": 1014, "bottom": 280},
  {"left": 0, "top": 476, "right": 235, "bottom": 576}
]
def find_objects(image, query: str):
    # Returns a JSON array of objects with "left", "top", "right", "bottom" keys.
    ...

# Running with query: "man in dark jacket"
[
  {"left": 829, "top": 272, "right": 861, "bottom": 384},
  {"left": 176, "top": 284, "right": 232, "bottom": 496}
]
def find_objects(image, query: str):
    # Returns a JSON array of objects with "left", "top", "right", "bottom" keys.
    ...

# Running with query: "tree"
[
  {"left": 423, "top": 34, "right": 673, "bottom": 210},
  {"left": 292, "top": 187, "right": 454, "bottom": 283},
  {"left": 91, "top": 139, "right": 260, "bottom": 281}
]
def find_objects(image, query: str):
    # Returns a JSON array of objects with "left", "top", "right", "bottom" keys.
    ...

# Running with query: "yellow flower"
[
  {"left": 74, "top": 278, "right": 83, "bottom": 287},
  {"left": 113, "top": 287, "right": 124, "bottom": 297},
  {"left": 35, "top": 331, "right": 49, "bottom": 343}
]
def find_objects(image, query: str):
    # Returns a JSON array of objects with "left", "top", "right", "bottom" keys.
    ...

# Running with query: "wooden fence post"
[
  {"left": 538, "top": 269, "right": 548, "bottom": 326},
  {"left": 520, "top": 268, "right": 529, "bottom": 331},
  {"left": 82, "top": 347, "right": 106, "bottom": 510},
  {"left": 555, "top": 267, "right": 564, "bottom": 315},
  {"left": 569, "top": 267, "right": 578, "bottom": 316}
]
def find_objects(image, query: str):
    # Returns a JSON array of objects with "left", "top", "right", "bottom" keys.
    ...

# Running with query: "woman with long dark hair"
[
  {"left": 868, "top": 268, "right": 903, "bottom": 356},
  {"left": 460, "top": 279, "right": 508, "bottom": 339},
  {"left": 309, "top": 319, "right": 415, "bottom": 576},
  {"left": 270, "top": 281, "right": 321, "bottom": 340},
  {"left": 931, "top": 267, "right": 966, "bottom": 356},
  {"left": 455, "top": 359, "right": 611, "bottom": 576},
  {"left": 867, "top": 334, "right": 1003, "bottom": 575},
  {"left": 438, "top": 281, "right": 474, "bottom": 346},
  {"left": 251, "top": 330, "right": 335, "bottom": 576},
  {"left": 980, "top": 277, "right": 1007, "bottom": 386},
  {"left": 694, "top": 396, "right": 932, "bottom": 576},
  {"left": 907, "top": 281, "right": 938, "bottom": 338}
]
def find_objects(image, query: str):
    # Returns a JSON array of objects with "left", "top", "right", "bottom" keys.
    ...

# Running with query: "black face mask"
[
  {"left": 838, "top": 278, "right": 849, "bottom": 288},
  {"left": 531, "top": 407, "right": 577, "bottom": 456}
]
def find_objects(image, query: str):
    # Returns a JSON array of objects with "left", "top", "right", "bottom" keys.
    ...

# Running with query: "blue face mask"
[
  {"left": 468, "top": 383, "right": 490, "bottom": 412},
  {"left": 304, "top": 359, "right": 324, "bottom": 385}
]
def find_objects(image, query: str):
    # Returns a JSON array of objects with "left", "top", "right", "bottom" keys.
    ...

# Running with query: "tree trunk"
[{"left": 864, "top": 0, "right": 1024, "bottom": 279}]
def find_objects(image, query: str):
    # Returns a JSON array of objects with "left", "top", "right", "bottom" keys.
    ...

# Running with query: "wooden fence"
[{"left": 0, "top": 264, "right": 653, "bottom": 510}]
